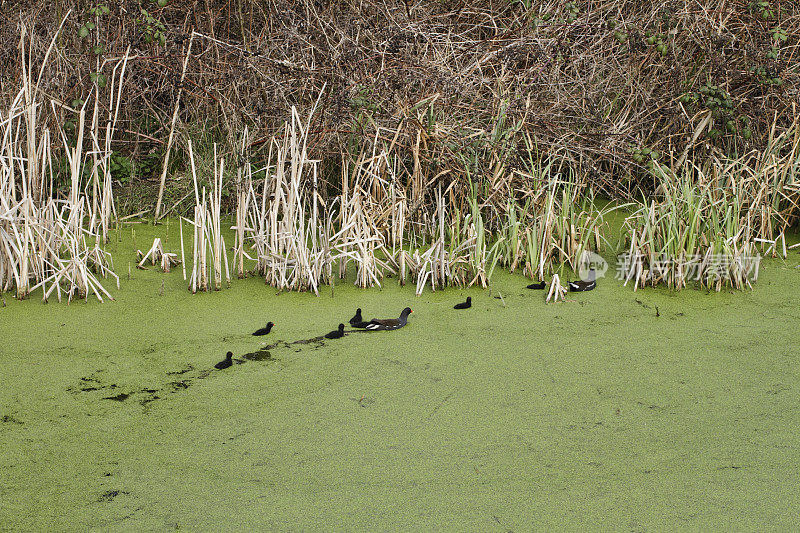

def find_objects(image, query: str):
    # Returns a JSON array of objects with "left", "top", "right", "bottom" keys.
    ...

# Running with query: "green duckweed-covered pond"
[{"left": 1, "top": 222, "right": 799, "bottom": 530}]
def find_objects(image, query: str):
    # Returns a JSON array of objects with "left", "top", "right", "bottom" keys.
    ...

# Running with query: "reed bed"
[
  {"left": 494, "top": 162, "right": 611, "bottom": 282},
  {"left": 231, "top": 104, "right": 613, "bottom": 295},
  {"left": 621, "top": 164, "right": 762, "bottom": 291},
  {"left": 238, "top": 105, "right": 332, "bottom": 294},
  {"left": 0, "top": 22, "right": 121, "bottom": 302},
  {"left": 5, "top": 14, "right": 799, "bottom": 301},
  {"left": 232, "top": 111, "right": 796, "bottom": 295},
  {"left": 405, "top": 185, "right": 495, "bottom": 296},
  {"left": 621, "top": 118, "right": 799, "bottom": 291}
]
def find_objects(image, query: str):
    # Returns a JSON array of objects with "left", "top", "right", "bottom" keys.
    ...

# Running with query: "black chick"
[
  {"left": 349, "top": 309, "right": 363, "bottom": 327},
  {"left": 325, "top": 323, "right": 345, "bottom": 339},
  {"left": 215, "top": 352, "right": 233, "bottom": 370},
  {"left": 453, "top": 297, "right": 472, "bottom": 309},
  {"left": 252, "top": 322, "right": 275, "bottom": 336}
]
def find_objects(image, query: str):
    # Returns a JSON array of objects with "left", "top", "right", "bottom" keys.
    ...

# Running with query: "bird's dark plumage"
[
  {"left": 252, "top": 322, "right": 275, "bottom": 336},
  {"left": 526, "top": 281, "right": 546, "bottom": 290},
  {"left": 215, "top": 351, "right": 233, "bottom": 370},
  {"left": 350, "top": 320, "right": 372, "bottom": 328},
  {"left": 325, "top": 323, "right": 345, "bottom": 339},
  {"left": 454, "top": 297, "right": 471, "bottom": 309},
  {"left": 569, "top": 279, "right": 596, "bottom": 292},
  {"left": 365, "top": 307, "right": 412, "bottom": 331},
  {"left": 349, "top": 309, "right": 363, "bottom": 326},
  {"left": 568, "top": 269, "right": 597, "bottom": 292}
]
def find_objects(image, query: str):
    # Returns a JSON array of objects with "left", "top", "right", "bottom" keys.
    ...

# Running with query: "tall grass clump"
[
  {"left": 184, "top": 141, "right": 230, "bottom": 293},
  {"left": 621, "top": 115, "right": 799, "bottom": 291},
  {"left": 241, "top": 104, "right": 332, "bottom": 294},
  {"left": 621, "top": 164, "right": 761, "bottom": 291},
  {"left": 493, "top": 159, "right": 611, "bottom": 282},
  {"left": 0, "top": 21, "right": 121, "bottom": 302}
]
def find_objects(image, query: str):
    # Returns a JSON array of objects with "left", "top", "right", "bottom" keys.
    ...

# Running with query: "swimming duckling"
[
  {"left": 215, "top": 352, "right": 233, "bottom": 370},
  {"left": 252, "top": 322, "right": 275, "bottom": 336},
  {"left": 453, "top": 297, "right": 471, "bottom": 309},
  {"left": 325, "top": 323, "right": 345, "bottom": 339}
]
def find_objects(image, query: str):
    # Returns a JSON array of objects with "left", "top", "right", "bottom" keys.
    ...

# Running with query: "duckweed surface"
[{"left": 1, "top": 223, "right": 799, "bottom": 530}]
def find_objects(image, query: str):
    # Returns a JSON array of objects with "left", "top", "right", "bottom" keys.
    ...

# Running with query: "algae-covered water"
[{"left": 1, "top": 222, "right": 799, "bottom": 530}]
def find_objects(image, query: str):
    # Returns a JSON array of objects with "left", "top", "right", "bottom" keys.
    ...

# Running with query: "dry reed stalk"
[
  {"left": 234, "top": 128, "right": 250, "bottom": 279},
  {"left": 546, "top": 274, "right": 567, "bottom": 303},
  {"left": 209, "top": 145, "right": 225, "bottom": 290},
  {"left": 137, "top": 238, "right": 164, "bottom": 267},
  {"left": 85, "top": 47, "right": 130, "bottom": 244},
  {"left": 154, "top": 33, "right": 195, "bottom": 221},
  {"left": 137, "top": 237, "right": 180, "bottom": 272},
  {"left": 179, "top": 217, "right": 186, "bottom": 280}
]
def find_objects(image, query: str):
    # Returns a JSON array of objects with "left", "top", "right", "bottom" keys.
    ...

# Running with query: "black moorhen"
[
  {"left": 349, "top": 309, "right": 363, "bottom": 327},
  {"left": 568, "top": 269, "right": 597, "bottom": 292},
  {"left": 365, "top": 308, "right": 412, "bottom": 331},
  {"left": 252, "top": 322, "right": 275, "bottom": 336},
  {"left": 454, "top": 297, "right": 471, "bottom": 309},
  {"left": 526, "top": 281, "right": 546, "bottom": 290},
  {"left": 215, "top": 352, "right": 233, "bottom": 370},
  {"left": 325, "top": 323, "right": 345, "bottom": 339}
]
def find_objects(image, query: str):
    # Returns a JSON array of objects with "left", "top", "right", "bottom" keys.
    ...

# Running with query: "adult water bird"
[
  {"left": 215, "top": 352, "right": 233, "bottom": 370},
  {"left": 454, "top": 297, "right": 471, "bottom": 309},
  {"left": 349, "top": 309, "right": 363, "bottom": 327},
  {"left": 526, "top": 281, "right": 546, "bottom": 290},
  {"left": 325, "top": 323, "right": 345, "bottom": 339},
  {"left": 569, "top": 269, "right": 596, "bottom": 292},
  {"left": 252, "top": 322, "right": 274, "bottom": 336},
  {"left": 365, "top": 308, "right": 412, "bottom": 331}
]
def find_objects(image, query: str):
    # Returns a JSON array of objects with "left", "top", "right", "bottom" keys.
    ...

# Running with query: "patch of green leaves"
[
  {"left": 645, "top": 31, "right": 669, "bottom": 56},
  {"left": 564, "top": 2, "right": 579, "bottom": 23},
  {"left": 87, "top": 4, "right": 110, "bottom": 16},
  {"left": 79, "top": 4, "right": 109, "bottom": 40},
  {"left": 698, "top": 84, "right": 733, "bottom": 113},
  {"left": 751, "top": 65, "right": 783, "bottom": 86},
  {"left": 749, "top": 1, "right": 775, "bottom": 20},
  {"left": 138, "top": 8, "right": 167, "bottom": 46},
  {"left": 772, "top": 26, "right": 787, "bottom": 43},
  {"left": 89, "top": 72, "right": 108, "bottom": 88},
  {"left": 109, "top": 153, "right": 134, "bottom": 183},
  {"left": 628, "top": 145, "right": 661, "bottom": 166}
]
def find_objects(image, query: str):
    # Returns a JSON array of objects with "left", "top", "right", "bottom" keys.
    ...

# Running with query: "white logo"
[{"left": 578, "top": 251, "right": 608, "bottom": 281}]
